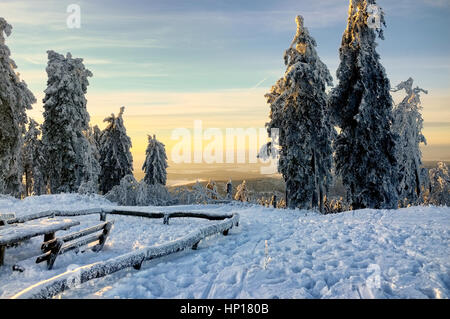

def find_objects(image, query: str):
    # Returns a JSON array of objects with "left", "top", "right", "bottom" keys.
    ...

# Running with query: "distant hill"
[{"left": 165, "top": 161, "right": 449, "bottom": 201}]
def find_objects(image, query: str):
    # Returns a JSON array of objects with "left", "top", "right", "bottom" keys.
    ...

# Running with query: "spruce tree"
[
  {"left": 264, "top": 15, "right": 334, "bottom": 210},
  {"left": 41, "top": 51, "right": 98, "bottom": 193},
  {"left": 328, "top": 0, "right": 398, "bottom": 209},
  {"left": 235, "top": 180, "right": 249, "bottom": 202},
  {"left": 142, "top": 134, "right": 168, "bottom": 185},
  {"left": 99, "top": 107, "right": 133, "bottom": 194},
  {"left": 427, "top": 162, "right": 450, "bottom": 206},
  {"left": 21, "top": 118, "right": 46, "bottom": 196},
  {"left": 0, "top": 18, "right": 36, "bottom": 196},
  {"left": 392, "top": 78, "right": 428, "bottom": 206}
]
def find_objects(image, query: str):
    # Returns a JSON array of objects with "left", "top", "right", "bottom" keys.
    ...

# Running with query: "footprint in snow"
[{"left": 291, "top": 266, "right": 301, "bottom": 273}]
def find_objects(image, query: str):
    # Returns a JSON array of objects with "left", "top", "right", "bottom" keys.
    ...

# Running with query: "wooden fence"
[{"left": 11, "top": 208, "right": 239, "bottom": 299}]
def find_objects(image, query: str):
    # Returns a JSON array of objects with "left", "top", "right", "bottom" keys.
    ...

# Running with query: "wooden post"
[
  {"left": 133, "top": 257, "right": 145, "bottom": 270},
  {"left": 47, "top": 239, "right": 63, "bottom": 270},
  {"left": 100, "top": 212, "right": 106, "bottom": 221},
  {"left": 92, "top": 222, "right": 112, "bottom": 252},
  {"left": 44, "top": 232, "right": 55, "bottom": 242},
  {"left": 163, "top": 215, "right": 170, "bottom": 225},
  {"left": 0, "top": 245, "right": 5, "bottom": 266}
]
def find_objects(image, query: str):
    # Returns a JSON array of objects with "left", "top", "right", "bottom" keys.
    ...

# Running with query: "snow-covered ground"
[{"left": 0, "top": 194, "right": 449, "bottom": 299}]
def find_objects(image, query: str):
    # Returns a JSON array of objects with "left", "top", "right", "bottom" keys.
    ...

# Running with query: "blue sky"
[{"left": 1, "top": 0, "right": 449, "bottom": 177}]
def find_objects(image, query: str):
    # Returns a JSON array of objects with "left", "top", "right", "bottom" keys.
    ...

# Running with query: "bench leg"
[
  {"left": 0, "top": 245, "right": 5, "bottom": 266},
  {"left": 47, "top": 239, "right": 63, "bottom": 270},
  {"left": 192, "top": 241, "right": 200, "bottom": 250},
  {"left": 44, "top": 232, "right": 55, "bottom": 242},
  {"left": 92, "top": 222, "right": 113, "bottom": 253}
]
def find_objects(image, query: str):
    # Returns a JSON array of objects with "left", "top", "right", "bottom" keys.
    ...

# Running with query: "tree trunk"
[
  {"left": 312, "top": 150, "right": 319, "bottom": 210},
  {"left": 319, "top": 183, "right": 324, "bottom": 214}
]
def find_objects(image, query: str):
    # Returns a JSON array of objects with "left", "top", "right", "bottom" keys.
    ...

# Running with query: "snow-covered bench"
[
  {"left": 0, "top": 219, "right": 80, "bottom": 266},
  {"left": 36, "top": 221, "right": 114, "bottom": 270}
]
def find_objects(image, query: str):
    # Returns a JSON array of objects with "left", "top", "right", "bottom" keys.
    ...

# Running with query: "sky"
[{"left": 0, "top": 0, "right": 449, "bottom": 182}]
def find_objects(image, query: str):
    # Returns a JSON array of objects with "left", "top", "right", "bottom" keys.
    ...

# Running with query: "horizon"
[{"left": 1, "top": 0, "right": 449, "bottom": 183}]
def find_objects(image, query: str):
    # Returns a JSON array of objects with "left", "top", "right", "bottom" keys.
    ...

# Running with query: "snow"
[{"left": 0, "top": 194, "right": 449, "bottom": 299}]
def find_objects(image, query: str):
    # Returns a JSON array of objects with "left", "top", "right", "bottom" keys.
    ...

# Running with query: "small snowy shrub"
[
  {"left": 170, "top": 186, "right": 197, "bottom": 205},
  {"left": 324, "top": 197, "right": 349, "bottom": 214},
  {"left": 136, "top": 182, "right": 172, "bottom": 206},
  {"left": 105, "top": 175, "right": 171, "bottom": 206},
  {"left": 276, "top": 198, "right": 287, "bottom": 209},
  {"left": 423, "top": 162, "right": 450, "bottom": 206},
  {"left": 192, "top": 181, "right": 213, "bottom": 204},
  {"left": 205, "top": 180, "right": 219, "bottom": 200},
  {"left": 235, "top": 181, "right": 249, "bottom": 202},
  {"left": 78, "top": 180, "right": 98, "bottom": 195},
  {"left": 170, "top": 181, "right": 224, "bottom": 205},
  {"left": 105, "top": 175, "right": 139, "bottom": 206}
]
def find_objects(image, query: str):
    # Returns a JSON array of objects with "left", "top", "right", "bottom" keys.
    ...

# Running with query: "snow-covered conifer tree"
[
  {"left": 0, "top": 18, "right": 36, "bottom": 196},
  {"left": 98, "top": 107, "right": 133, "bottom": 194},
  {"left": 328, "top": 0, "right": 398, "bottom": 209},
  {"left": 142, "top": 135, "right": 168, "bottom": 185},
  {"left": 263, "top": 15, "right": 334, "bottom": 210},
  {"left": 391, "top": 78, "right": 428, "bottom": 206},
  {"left": 41, "top": 51, "right": 98, "bottom": 194},
  {"left": 206, "top": 179, "right": 219, "bottom": 200},
  {"left": 426, "top": 162, "right": 450, "bottom": 206},
  {"left": 235, "top": 180, "right": 249, "bottom": 202},
  {"left": 21, "top": 118, "right": 46, "bottom": 196},
  {"left": 79, "top": 125, "right": 102, "bottom": 194}
]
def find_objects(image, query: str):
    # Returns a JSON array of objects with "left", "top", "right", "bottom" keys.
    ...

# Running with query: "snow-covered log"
[{"left": 5, "top": 208, "right": 104, "bottom": 224}]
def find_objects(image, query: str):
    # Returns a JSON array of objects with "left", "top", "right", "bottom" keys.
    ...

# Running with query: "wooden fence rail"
[{"left": 5, "top": 208, "right": 235, "bottom": 225}]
